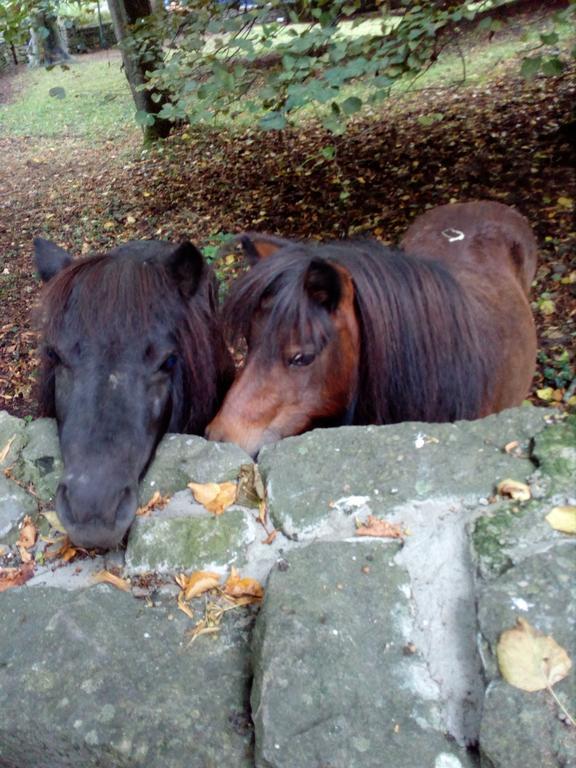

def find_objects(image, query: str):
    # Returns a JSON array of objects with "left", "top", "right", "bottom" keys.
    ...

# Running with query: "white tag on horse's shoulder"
[{"left": 441, "top": 228, "right": 465, "bottom": 242}]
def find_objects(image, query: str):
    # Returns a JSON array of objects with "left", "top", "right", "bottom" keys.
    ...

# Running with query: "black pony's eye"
[
  {"left": 45, "top": 346, "right": 61, "bottom": 365},
  {"left": 288, "top": 351, "right": 316, "bottom": 368},
  {"left": 159, "top": 353, "right": 178, "bottom": 373}
]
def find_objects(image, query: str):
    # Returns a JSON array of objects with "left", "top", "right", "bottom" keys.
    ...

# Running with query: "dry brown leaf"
[
  {"left": 497, "top": 617, "right": 573, "bottom": 692},
  {"left": 44, "top": 536, "right": 79, "bottom": 563},
  {"left": 355, "top": 515, "right": 405, "bottom": 539},
  {"left": 17, "top": 516, "right": 38, "bottom": 562},
  {"left": 177, "top": 592, "right": 195, "bottom": 618},
  {"left": 188, "top": 481, "right": 237, "bottom": 515},
  {"left": 177, "top": 570, "right": 221, "bottom": 600},
  {"left": 0, "top": 435, "right": 16, "bottom": 464},
  {"left": 0, "top": 562, "right": 34, "bottom": 592},
  {"left": 236, "top": 463, "right": 266, "bottom": 507},
  {"left": 224, "top": 567, "right": 264, "bottom": 601},
  {"left": 545, "top": 506, "right": 576, "bottom": 535},
  {"left": 93, "top": 570, "right": 131, "bottom": 592},
  {"left": 136, "top": 491, "right": 170, "bottom": 517},
  {"left": 496, "top": 479, "right": 531, "bottom": 501}
]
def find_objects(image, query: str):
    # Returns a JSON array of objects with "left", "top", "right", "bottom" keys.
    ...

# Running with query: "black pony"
[{"left": 35, "top": 238, "right": 234, "bottom": 549}]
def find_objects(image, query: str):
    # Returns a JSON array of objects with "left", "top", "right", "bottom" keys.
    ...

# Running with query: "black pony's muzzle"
[{"left": 56, "top": 481, "right": 138, "bottom": 550}]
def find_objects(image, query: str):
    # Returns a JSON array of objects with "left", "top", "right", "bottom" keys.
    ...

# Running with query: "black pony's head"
[{"left": 34, "top": 238, "right": 233, "bottom": 549}]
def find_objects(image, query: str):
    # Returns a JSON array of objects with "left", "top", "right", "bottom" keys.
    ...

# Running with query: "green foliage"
[
  {"left": 128, "top": 0, "right": 495, "bottom": 133},
  {"left": 122, "top": 0, "right": 576, "bottom": 135}
]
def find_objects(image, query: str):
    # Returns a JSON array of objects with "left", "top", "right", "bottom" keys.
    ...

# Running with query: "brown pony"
[
  {"left": 206, "top": 201, "right": 538, "bottom": 457},
  {"left": 34, "top": 239, "right": 234, "bottom": 549}
]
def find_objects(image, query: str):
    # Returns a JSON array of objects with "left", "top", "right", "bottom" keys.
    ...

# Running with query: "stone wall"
[
  {"left": 65, "top": 22, "right": 116, "bottom": 54},
  {"left": 0, "top": 407, "right": 575, "bottom": 767}
]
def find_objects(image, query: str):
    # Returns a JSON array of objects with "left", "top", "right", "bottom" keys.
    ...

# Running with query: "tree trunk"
[
  {"left": 107, "top": 0, "right": 172, "bottom": 142},
  {"left": 29, "top": 12, "right": 71, "bottom": 67}
]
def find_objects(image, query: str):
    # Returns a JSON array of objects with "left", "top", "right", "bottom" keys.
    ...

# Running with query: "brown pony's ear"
[
  {"left": 304, "top": 259, "right": 342, "bottom": 312},
  {"left": 34, "top": 238, "right": 73, "bottom": 283},
  {"left": 164, "top": 241, "right": 205, "bottom": 298},
  {"left": 221, "top": 233, "right": 295, "bottom": 266}
]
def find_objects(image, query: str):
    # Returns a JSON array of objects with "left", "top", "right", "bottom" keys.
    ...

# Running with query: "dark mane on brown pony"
[
  {"left": 36, "top": 251, "right": 227, "bottom": 434},
  {"left": 223, "top": 240, "right": 497, "bottom": 424}
]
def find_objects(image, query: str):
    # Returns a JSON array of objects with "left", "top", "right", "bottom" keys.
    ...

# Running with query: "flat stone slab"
[
  {"left": 0, "top": 585, "right": 255, "bottom": 768},
  {"left": 477, "top": 544, "right": 576, "bottom": 768},
  {"left": 0, "top": 411, "right": 27, "bottom": 469},
  {"left": 0, "top": 472, "right": 38, "bottom": 541},
  {"left": 251, "top": 541, "right": 476, "bottom": 768},
  {"left": 140, "top": 433, "right": 252, "bottom": 504},
  {"left": 258, "top": 407, "right": 553, "bottom": 537},
  {"left": 125, "top": 506, "right": 259, "bottom": 575},
  {"left": 11, "top": 417, "right": 62, "bottom": 502}
]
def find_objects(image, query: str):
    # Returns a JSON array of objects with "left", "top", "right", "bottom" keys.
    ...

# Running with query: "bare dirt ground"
[{"left": 0, "top": 22, "right": 574, "bottom": 418}]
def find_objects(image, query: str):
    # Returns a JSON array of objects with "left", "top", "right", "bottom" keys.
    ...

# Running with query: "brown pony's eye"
[{"left": 288, "top": 351, "right": 316, "bottom": 367}]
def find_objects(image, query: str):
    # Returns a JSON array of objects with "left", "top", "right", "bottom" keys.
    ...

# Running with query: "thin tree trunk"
[{"left": 107, "top": 0, "right": 172, "bottom": 142}]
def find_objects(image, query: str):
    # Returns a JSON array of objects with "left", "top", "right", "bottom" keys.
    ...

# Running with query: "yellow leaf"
[
  {"left": 136, "top": 491, "right": 170, "bottom": 516},
  {"left": 496, "top": 479, "right": 531, "bottom": 501},
  {"left": 103, "top": 221, "right": 116, "bottom": 229},
  {"left": 225, "top": 253, "right": 235, "bottom": 265},
  {"left": 545, "top": 506, "right": 576, "bottom": 535},
  {"left": 0, "top": 435, "right": 16, "bottom": 464},
  {"left": 557, "top": 196, "right": 573, "bottom": 209},
  {"left": 497, "top": 617, "right": 572, "bottom": 692},
  {"left": 188, "top": 481, "right": 237, "bottom": 515},
  {"left": 93, "top": 570, "right": 131, "bottom": 592},
  {"left": 224, "top": 567, "right": 264, "bottom": 601},
  {"left": 177, "top": 570, "right": 221, "bottom": 600},
  {"left": 536, "top": 387, "right": 554, "bottom": 402},
  {"left": 41, "top": 510, "right": 67, "bottom": 533},
  {"left": 355, "top": 515, "right": 405, "bottom": 539},
  {"left": 126, "top": 215, "right": 136, "bottom": 224}
]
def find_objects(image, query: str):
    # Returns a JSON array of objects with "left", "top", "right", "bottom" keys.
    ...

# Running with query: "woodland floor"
[{"left": 0, "top": 10, "right": 575, "bottom": 418}]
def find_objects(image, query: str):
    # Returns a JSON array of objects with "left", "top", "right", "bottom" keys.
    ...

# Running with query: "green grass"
[{"left": 0, "top": 55, "right": 135, "bottom": 139}]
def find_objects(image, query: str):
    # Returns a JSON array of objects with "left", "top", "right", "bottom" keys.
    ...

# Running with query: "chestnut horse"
[
  {"left": 206, "top": 201, "right": 537, "bottom": 457},
  {"left": 34, "top": 239, "right": 234, "bottom": 549}
]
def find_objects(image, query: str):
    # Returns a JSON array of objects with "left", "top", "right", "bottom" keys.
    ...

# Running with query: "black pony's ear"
[
  {"left": 34, "top": 238, "right": 73, "bottom": 282},
  {"left": 164, "top": 241, "right": 205, "bottom": 298},
  {"left": 304, "top": 259, "right": 342, "bottom": 312}
]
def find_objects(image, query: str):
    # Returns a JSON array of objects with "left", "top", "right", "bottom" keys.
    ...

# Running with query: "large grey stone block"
[
  {"left": 477, "top": 545, "right": 576, "bottom": 768},
  {"left": 258, "top": 407, "right": 552, "bottom": 537},
  {"left": 0, "top": 585, "right": 254, "bottom": 768},
  {"left": 251, "top": 541, "right": 476, "bottom": 768}
]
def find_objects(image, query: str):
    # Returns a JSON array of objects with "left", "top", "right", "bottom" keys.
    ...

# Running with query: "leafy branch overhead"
[{"left": 122, "top": 0, "right": 576, "bottom": 134}]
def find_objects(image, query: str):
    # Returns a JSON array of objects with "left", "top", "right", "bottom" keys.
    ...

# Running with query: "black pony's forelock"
[
  {"left": 222, "top": 239, "right": 496, "bottom": 425},
  {"left": 36, "top": 251, "right": 229, "bottom": 434}
]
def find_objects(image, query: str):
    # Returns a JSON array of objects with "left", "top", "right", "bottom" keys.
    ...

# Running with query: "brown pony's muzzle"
[
  {"left": 206, "top": 416, "right": 278, "bottom": 459},
  {"left": 56, "top": 479, "right": 137, "bottom": 550}
]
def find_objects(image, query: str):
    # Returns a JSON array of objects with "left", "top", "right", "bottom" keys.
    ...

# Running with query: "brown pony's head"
[
  {"left": 34, "top": 238, "right": 233, "bottom": 549},
  {"left": 206, "top": 238, "right": 360, "bottom": 457},
  {"left": 207, "top": 232, "right": 498, "bottom": 457}
]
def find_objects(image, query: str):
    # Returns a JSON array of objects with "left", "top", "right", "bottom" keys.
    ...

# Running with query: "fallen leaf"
[
  {"left": 545, "top": 506, "right": 576, "bottom": 535},
  {"left": 176, "top": 570, "right": 221, "bottom": 600},
  {"left": 536, "top": 387, "right": 554, "bottom": 402},
  {"left": 497, "top": 617, "right": 572, "bottom": 692},
  {"left": 557, "top": 196, "right": 573, "bottom": 209},
  {"left": 0, "top": 435, "right": 16, "bottom": 464},
  {"left": 224, "top": 567, "right": 264, "bottom": 601},
  {"left": 188, "top": 481, "right": 237, "bottom": 515},
  {"left": 93, "top": 570, "right": 131, "bottom": 592},
  {"left": 0, "top": 562, "right": 34, "bottom": 592},
  {"left": 496, "top": 479, "right": 531, "bottom": 501},
  {"left": 17, "top": 516, "right": 38, "bottom": 562},
  {"left": 41, "top": 510, "right": 67, "bottom": 533},
  {"left": 136, "top": 491, "right": 170, "bottom": 516},
  {"left": 355, "top": 515, "right": 405, "bottom": 538},
  {"left": 44, "top": 536, "right": 79, "bottom": 562}
]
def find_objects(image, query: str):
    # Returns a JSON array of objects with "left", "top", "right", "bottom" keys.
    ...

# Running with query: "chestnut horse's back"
[{"left": 401, "top": 200, "right": 537, "bottom": 295}]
